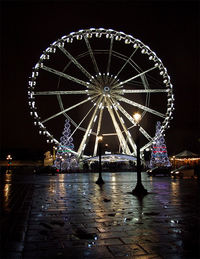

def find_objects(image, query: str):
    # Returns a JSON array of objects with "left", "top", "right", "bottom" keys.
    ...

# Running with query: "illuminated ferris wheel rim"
[{"left": 28, "top": 27, "right": 174, "bottom": 158}]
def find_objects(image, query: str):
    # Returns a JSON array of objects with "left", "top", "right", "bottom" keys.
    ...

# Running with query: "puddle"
[
  {"left": 40, "top": 222, "right": 53, "bottom": 229},
  {"left": 75, "top": 228, "right": 97, "bottom": 240},
  {"left": 103, "top": 198, "right": 111, "bottom": 202},
  {"left": 144, "top": 212, "right": 160, "bottom": 216},
  {"left": 50, "top": 220, "right": 65, "bottom": 226}
]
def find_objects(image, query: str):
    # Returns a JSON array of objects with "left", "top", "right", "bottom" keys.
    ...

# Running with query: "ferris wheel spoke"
[
  {"left": 115, "top": 95, "right": 166, "bottom": 118},
  {"left": 69, "top": 105, "right": 96, "bottom": 139},
  {"left": 61, "top": 115, "right": 87, "bottom": 134},
  {"left": 113, "top": 100, "right": 136, "bottom": 125},
  {"left": 84, "top": 37, "right": 100, "bottom": 75},
  {"left": 112, "top": 66, "right": 157, "bottom": 89},
  {"left": 42, "top": 65, "right": 93, "bottom": 88},
  {"left": 114, "top": 89, "right": 168, "bottom": 94},
  {"left": 115, "top": 48, "right": 138, "bottom": 78},
  {"left": 110, "top": 98, "right": 137, "bottom": 155},
  {"left": 139, "top": 127, "right": 153, "bottom": 142},
  {"left": 106, "top": 37, "right": 114, "bottom": 74},
  {"left": 106, "top": 98, "right": 131, "bottom": 155},
  {"left": 140, "top": 142, "right": 152, "bottom": 152},
  {"left": 112, "top": 98, "right": 152, "bottom": 142},
  {"left": 58, "top": 46, "right": 94, "bottom": 80},
  {"left": 42, "top": 95, "right": 97, "bottom": 124},
  {"left": 63, "top": 105, "right": 98, "bottom": 135},
  {"left": 124, "top": 80, "right": 144, "bottom": 86},
  {"left": 34, "top": 90, "right": 96, "bottom": 96},
  {"left": 93, "top": 101, "right": 104, "bottom": 157},
  {"left": 77, "top": 96, "right": 103, "bottom": 158}
]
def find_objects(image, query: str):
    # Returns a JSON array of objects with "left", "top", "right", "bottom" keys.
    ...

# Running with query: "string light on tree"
[
  {"left": 54, "top": 119, "right": 77, "bottom": 171},
  {"left": 149, "top": 121, "right": 171, "bottom": 168}
]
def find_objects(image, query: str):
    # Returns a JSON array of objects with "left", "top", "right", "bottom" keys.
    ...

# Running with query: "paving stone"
[
  {"left": 1, "top": 172, "right": 200, "bottom": 258},
  {"left": 95, "top": 238, "right": 123, "bottom": 246},
  {"left": 116, "top": 255, "right": 162, "bottom": 259},
  {"left": 2, "top": 252, "right": 23, "bottom": 259},
  {"left": 121, "top": 236, "right": 160, "bottom": 245},
  {"left": 5, "top": 241, "right": 24, "bottom": 252},
  {"left": 108, "top": 244, "right": 146, "bottom": 257}
]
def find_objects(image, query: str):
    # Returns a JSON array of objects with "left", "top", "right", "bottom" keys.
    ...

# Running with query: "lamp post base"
[
  {"left": 96, "top": 176, "right": 105, "bottom": 185},
  {"left": 132, "top": 183, "right": 148, "bottom": 196}
]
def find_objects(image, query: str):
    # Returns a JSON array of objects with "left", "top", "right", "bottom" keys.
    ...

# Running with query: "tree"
[
  {"left": 149, "top": 121, "right": 171, "bottom": 168},
  {"left": 54, "top": 119, "right": 77, "bottom": 171}
]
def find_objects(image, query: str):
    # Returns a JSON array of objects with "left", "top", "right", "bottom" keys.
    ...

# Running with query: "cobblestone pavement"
[{"left": 1, "top": 172, "right": 200, "bottom": 258}]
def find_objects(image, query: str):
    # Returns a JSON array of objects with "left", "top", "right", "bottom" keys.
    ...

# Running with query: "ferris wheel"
[{"left": 28, "top": 28, "right": 174, "bottom": 159}]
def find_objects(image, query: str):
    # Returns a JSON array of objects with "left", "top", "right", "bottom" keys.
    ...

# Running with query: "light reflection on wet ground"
[{"left": 1, "top": 171, "right": 200, "bottom": 258}]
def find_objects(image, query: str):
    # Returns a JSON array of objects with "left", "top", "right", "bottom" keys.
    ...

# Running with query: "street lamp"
[
  {"left": 53, "top": 146, "right": 57, "bottom": 161},
  {"left": 6, "top": 154, "right": 12, "bottom": 174},
  {"left": 132, "top": 113, "right": 148, "bottom": 196},
  {"left": 96, "top": 135, "right": 105, "bottom": 185},
  {"left": 59, "top": 155, "right": 63, "bottom": 173}
]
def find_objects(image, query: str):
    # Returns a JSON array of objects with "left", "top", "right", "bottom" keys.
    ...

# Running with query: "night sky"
[{"left": 1, "top": 0, "right": 200, "bottom": 160}]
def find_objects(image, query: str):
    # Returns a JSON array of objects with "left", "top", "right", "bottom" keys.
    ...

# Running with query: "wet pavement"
[{"left": 0, "top": 171, "right": 200, "bottom": 258}]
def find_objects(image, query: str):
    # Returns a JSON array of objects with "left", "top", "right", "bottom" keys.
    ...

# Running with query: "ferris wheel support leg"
[
  {"left": 106, "top": 99, "right": 131, "bottom": 155},
  {"left": 93, "top": 104, "right": 104, "bottom": 157},
  {"left": 77, "top": 96, "right": 103, "bottom": 159},
  {"left": 113, "top": 99, "right": 152, "bottom": 152},
  {"left": 112, "top": 100, "right": 137, "bottom": 155},
  {"left": 111, "top": 97, "right": 137, "bottom": 154}
]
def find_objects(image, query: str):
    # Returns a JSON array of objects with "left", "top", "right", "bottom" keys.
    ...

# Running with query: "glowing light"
[
  {"left": 76, "top": 34, "right": 83, "bottom": 40},
  {"left": 133, "top": 112, "right": 141, "bottom": 123},
  {"left": 97, "top": 135, "right": 103, "bottom": 142},
  {"left": 66, "top": 37, "right": 73, "bottom": 43},
  {"left": 94, "top": 115, "right": 97, "bottom": 122},
  {"left": 125, "top": 38, "right": 131, "bottom": 44}
]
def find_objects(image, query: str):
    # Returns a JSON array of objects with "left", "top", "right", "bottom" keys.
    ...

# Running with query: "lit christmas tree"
[
  {"left": 149, "top": 121, "right": 171, "bottom": 168},
  {"left": 54, "top": 119, "right": 77, "bottom": 171}
]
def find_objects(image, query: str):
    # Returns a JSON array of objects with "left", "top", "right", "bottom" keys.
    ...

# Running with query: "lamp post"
[
  {"left": 96, "top": 135, "right": 105, "bottom": 185},
  {"left": 59, "top": 156, "right": 63, "bottom": 173},
  {"left": 6, "top": 154, "right": 12, "bottom": 174},
  {"left": 132, "top": 113, "right": 148, "bottom": 196},
  {"left": 53, "top": 146, "right": 57, "bottom": 162}
]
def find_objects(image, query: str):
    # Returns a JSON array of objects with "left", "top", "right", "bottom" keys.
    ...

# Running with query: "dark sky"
[{"left": 0, "top": 0, "right": 200, "bottom": 160}]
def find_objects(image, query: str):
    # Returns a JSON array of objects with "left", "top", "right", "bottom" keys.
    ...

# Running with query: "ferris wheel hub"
[{"left": 104, "top": 86, "right": 110, "bottom": 92}]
